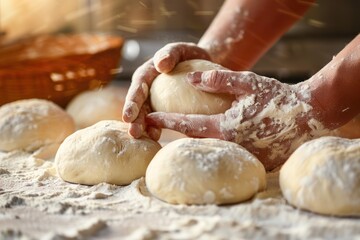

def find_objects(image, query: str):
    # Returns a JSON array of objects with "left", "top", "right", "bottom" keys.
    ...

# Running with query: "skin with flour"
[
  {"left": 147, "top": 35, "right": 360, "bottom": 170},
  {"left": 123, "top": 0, "right": 316, "bottom": 138},
  {"left": 147, "top": 72, "right": 328, "bottom": 170},
  {"left": 123, "top": 0, "right": 360, "bottom": 169}
]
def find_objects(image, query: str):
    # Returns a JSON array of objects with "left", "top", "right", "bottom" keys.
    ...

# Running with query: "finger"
[
  {"left": 127, "top": 102, "right": 152, "bottom": 138},
  {"left": 122, "top": 59, "right": 159, "bottom": 123},
  {"left": 147, "top": 126, "right": 161, "bottom": 141},
  {"left": 127, "top": 105, "right": 162, "bottom": 141},
  {"left": 128, "top": 122, "right": 144, "bottom": 139},
  {"left": 187, "top": 70, "right": 276, "bottom": 95},
  {"left": 153, "top": 42, "right": 211, "bottom": 73},
  {"left": 129, "top": 122, "right": 161, "bottom": 141},
  {"left": 146, "top": 112, "right": 224, "bottom": 139}
]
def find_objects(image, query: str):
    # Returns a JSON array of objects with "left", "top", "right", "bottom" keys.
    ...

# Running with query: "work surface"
[{"left": 1, "top": 146, "right": 360, "bottom": 240}]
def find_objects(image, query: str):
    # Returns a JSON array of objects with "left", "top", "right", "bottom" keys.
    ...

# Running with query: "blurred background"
[{"left": 1, "top": 0, "right": 359, "bottom": 83}]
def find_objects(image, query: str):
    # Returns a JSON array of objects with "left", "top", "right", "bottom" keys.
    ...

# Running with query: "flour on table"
[{"left": 1, "top": 147, "right": 360, "bottom": 239}]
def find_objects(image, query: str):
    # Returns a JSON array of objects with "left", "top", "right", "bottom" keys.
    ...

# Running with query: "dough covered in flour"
[
  {"left": 280, "top": 136, "right": 360, "bottom": 216},
  {"left": 0, "top": 99, "right": 75, "bottom": 152},
  {"left": 150, "top": 59, "right": 235, "bottom": 114},
  {"left": 146, "top": 138, "right": 266, "bottom": 205},
  {"left": 66, "top": 86, "right": 127, "bottom": 129},
  {"left": 55, "top": 120, "right": 161, "bottom": 185}
]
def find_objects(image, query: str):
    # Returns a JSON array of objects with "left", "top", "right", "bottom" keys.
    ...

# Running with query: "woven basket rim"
[
  {"left": 0, "top": 33, "right": 123, "bottom": 107},
  {"left": 0, "top": 33, "right": 123, "bottom": 68}
]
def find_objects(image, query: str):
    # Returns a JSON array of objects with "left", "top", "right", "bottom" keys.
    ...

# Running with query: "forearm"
[
  {"left": 309, "top": 34, "right": 360, "bottom": 129},
  {"left": 198, "top": 0, "right": 316, "bottom": 70}
]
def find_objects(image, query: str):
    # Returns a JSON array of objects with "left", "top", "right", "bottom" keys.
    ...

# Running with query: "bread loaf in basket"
[{"left": 0, "top": 34, "right": 123, "bottom": 107}]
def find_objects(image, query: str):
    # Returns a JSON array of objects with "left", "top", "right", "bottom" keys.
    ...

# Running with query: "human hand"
[
  {"left": 146, "top": 70, "right": 330, "bottom": 170},
  {"left": 122, "top": 42, "right": 211, "bottom": 139}
]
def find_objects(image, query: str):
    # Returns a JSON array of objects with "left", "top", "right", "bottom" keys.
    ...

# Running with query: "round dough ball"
[
  {"left": 150, "top": 59, "right": 235, "bottom": 114},
  {"left": 0, "top": 99, "right": 75, "bottom": 152},
  {"left": 55, "top": 120, "right": 162, "bottom": 185},
  {"left": 146, "top": 138, "right": 266, "bottom": 205},
  {"left": 280, "top": 136, "right": 360, "bottom": 216},
  {"left": 66, "top": 86, "right": 127, "bottom": 129}
]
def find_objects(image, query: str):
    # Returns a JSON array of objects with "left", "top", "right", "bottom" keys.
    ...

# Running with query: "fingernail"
[
  {"left": 187, "top": 71, "right": 202, "bottom": 83},
  {"left": 122, "top": 101, "right": 139, "bottom": 122}
]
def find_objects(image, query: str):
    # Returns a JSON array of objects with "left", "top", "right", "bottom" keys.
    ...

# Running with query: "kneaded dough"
[
  {"left": 280, "top": 136, "right": 360, "bottom": 216},
  {"left": 55, "top": 120, "right": 162, "bottom": 185},
  {"left": 66, "top": 86, "right": 127, "bottom": 129},
  {"left": 0, "top": 99, "right": 75, "bottom": 152},
  {"left": 150, "top": 59, "right": 235, "bottom": 114},
  {"left": 146, "top": 138, "right": 266, "bottom": 205}
]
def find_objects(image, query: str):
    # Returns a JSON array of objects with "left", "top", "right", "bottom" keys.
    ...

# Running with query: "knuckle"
[
  {"left": 163, "top": 42, "right": 184, "bottom": 52},
  {"left": 133, "top": 62, "right": 152, "bottom": 80},
  {"left": 240, "top": 71, "right": 258, "bottom": 83},
  {"left": 178, "top": 121, "right": 191, "bottom": 135},
  {"left": 203, "top": 70, "right": 226, "bottom": 90}
]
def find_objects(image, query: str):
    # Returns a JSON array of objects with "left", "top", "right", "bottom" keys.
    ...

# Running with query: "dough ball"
[
  {"left": 150, "top": 59, "right": 235, "bottom": 114},
  {"left": 0, "top": 99, "right": 75, "bottom": 152},
  {"left": 280, "top": 136, "right": 360, "bottom": 216},
  {"left": 66, "top": 86, "right": 127, "bottom": 129},
  {"left": 146, "top": 138, "right": 266, "bottom": 205},
  {"left": 55, "top": 120, "right": 162, "bottom": 185}
]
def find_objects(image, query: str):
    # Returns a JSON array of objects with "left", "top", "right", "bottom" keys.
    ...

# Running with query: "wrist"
[
  {"left": 306, "top": 62, "right": 359, "bottom": 129},
  {"left": 198, "top": 0, "right": 315, "bottom": 70}
]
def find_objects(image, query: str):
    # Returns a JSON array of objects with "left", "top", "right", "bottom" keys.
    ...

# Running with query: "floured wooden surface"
[{"left": 1, "top": 147, "right": 360, "bottom": 240}]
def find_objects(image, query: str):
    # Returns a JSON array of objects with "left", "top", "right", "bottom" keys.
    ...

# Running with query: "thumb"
[{"left": 153, "top": 42, "right": 211, "bottom": 73}]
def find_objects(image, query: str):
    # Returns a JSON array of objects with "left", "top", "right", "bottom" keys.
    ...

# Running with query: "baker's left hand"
[{"left": 146, "top": 70, "right": 329, "bottom": 170}]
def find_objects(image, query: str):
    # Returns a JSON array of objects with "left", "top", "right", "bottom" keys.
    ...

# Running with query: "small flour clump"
[
  {"left": 0, "top": 99, "right": 75, "bottom": 152},
  {"left": 280, "top": 136, "right": 360, "bottom": 216},
  {"left": 55, "top": 120, "right": 161, "bottom": 186},
  {"left": 146, "top": 138, "right": 266, "bottom": 205}
]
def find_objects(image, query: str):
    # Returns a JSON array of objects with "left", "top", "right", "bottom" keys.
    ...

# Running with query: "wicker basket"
[{"left": 0, "top": 34, "right": 123, "bottom": 107}]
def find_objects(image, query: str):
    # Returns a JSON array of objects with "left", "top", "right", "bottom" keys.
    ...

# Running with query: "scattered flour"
[{"left": 0, "top": 149, "right": 359, "bottom": 239}]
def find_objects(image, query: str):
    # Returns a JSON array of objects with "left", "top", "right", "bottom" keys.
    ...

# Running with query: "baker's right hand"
[{"left": 122, "top": 42, "right": 212, "bottom": 139}]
